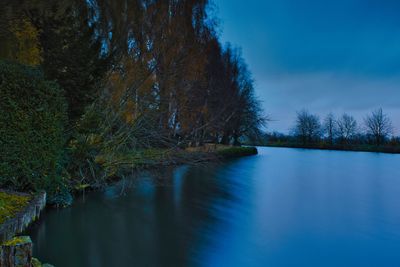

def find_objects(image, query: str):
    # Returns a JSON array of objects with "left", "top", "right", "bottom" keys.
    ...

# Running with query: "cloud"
[
  {"left": 257, "top": 73, "right": 400, "bottom": 134},
  {"left": 214, "top": 0, "right": 400, "bottom": 135}
]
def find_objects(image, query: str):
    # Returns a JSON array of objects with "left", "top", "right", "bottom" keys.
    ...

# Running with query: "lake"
[{"left": 27, "top": 147, "right": 400, "bottom": 267}]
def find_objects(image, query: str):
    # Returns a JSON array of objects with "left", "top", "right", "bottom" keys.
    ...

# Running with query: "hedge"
[{"left": 0, "top": 61, "right": 67, "bottom": 191}]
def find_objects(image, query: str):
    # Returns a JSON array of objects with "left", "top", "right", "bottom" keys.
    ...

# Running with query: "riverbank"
[
  {"left": 0, "top": 192, "right": 31, "bottom": 226},
  {"left": 0, "top": 191, "right": 48, "bottom": 266},
  {"left": 27, "top": 147, "right": 400, "bottom": 266},
  {"left": 0, "top": 146, "right": 257, "bottom": 216},
  {"left": 262, "top": 143, "right": 400, "bottom": 154},
  {"left": 75, "top": 145, "right": 258, "bottom": 191},
  {"left": 0, "top": 146, "right": 257, "bottom": 266},
  {"left": 34, "top": 145, "right": 256, "bottom": 207}
]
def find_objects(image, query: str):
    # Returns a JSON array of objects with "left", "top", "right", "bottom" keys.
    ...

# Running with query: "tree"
[
  {"left": 0, "top": 3, "right": 42, "bottom": 66},
  {"left": 293, "top": 110, "right": 321, "bottom": 144},
  {"left": 0, "top": 0, "right": 110, "bottom": 120},
  {"left": 207, "top": 45, "right": 266, "bottom": 145},
  {"left": 364, "top": 108, "right": 393, "bottom": 145},
  {"left": 323, "top": 113, "right": 336, "bottom": 144},
  {"left": 336, "top": 113, "right": 357, "bottom": 143},
  {"left": 2, "top": 0, "right": 264, "bottom": 149},
  {"left": 31, "top": 1, "right": 109, "bottom": 120}
]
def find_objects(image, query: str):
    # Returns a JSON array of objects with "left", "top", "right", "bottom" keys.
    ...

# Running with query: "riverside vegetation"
[
  {"left": 0, "top": 192, "right": 30, "bottom": 224},
  {"left": 0, "top": 0, "right": 265, "bottom": 206},
  {"left": 260, "top": 109, "right": 400, "bottom": 154}
]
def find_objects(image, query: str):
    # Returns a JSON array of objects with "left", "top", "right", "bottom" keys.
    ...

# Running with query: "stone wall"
[
  {"left": 0, "top": 191, "right": 46, "bottom": 266},
  {"left": 0, "top": 236, "right": 33, "bottom": 267}
]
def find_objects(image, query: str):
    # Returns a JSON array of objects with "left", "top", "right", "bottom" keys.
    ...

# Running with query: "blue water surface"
[{"left": 28, "top": 147, "right": 400, "bottom": 267}]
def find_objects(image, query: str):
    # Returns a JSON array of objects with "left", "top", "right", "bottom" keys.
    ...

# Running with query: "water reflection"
[{"left": 27, "top": 148, "right": 400, "bottom": 267}]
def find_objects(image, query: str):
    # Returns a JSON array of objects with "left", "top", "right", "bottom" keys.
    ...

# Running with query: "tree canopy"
[{"left": 0, "top": 0, "right": 265, "bottom": 193}]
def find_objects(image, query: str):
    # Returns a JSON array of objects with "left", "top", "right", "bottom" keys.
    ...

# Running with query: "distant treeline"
[
  {"left": 260, "top": 109, "right": 400, "bottom": 153},
  {"left": 0, "top": 1, "right": 265, "bottom": 200}
]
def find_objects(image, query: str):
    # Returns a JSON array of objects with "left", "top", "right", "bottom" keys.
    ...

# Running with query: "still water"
[{"left": 27, "top": 147, "right": 400, "bottom": 267}]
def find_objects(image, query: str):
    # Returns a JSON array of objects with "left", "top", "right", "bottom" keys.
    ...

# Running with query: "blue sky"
[{"left": 213, "top": 0, "right": 400, "bottom": 134}]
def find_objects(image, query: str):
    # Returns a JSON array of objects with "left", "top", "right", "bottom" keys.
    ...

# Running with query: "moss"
[
  {"left": 217, "top": 146, "right": 258, "bottom": 158},
  {"left": 75, "top": 183, "right": 90, "bottom": 191},
  {"left": 2, "top": 236, "right": 31, "bottom": 246},
  {"left": 31, "top": 257, "right": 42, "bottom": 267},
  {"left": 31, "top": 257, "right": 55, "bottom": 267},
  {"left": 0, "top": 192, "right": 31, "bottom": 224}
]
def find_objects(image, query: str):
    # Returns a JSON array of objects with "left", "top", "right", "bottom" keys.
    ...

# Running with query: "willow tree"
[
  {"left": 92, "top": 0, "right": 213, "bottom": 136},
  {"left": 2, "top": 0, "right": 265, "bottom": 148}
]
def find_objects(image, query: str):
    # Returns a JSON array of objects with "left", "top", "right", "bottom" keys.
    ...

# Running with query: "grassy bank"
[
  {"left": 113, "top": 146, "right": 258, "bottom": 167},
  {"left": 0, "top": 191, "right": 31, "bottom": 224},
  {"left": 264, "top": 143, "right": 400, "bottom": 154},
  {"left": 94, "top": 146, "right": 258, "bottom": 178},
  {"left": 93, "top": 148, "right": 218, "bottom": 179},
  {"left": 70, "top": 146, "right": 258, "bottom": 196},
  {"left": 0, "top": 61, "right": 262, "bottom": 208},
  {"left": 0, "top": 145, "right": 258, "bottom": 208}
]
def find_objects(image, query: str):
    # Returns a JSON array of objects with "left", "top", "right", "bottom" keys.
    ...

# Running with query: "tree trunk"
[{"left": 220, "top": 134, "right": 229, "bottom": 145}]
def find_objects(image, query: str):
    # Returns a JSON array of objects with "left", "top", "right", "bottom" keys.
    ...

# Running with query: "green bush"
[{"left": 0, "top": 61, "right": 67, "bottom": 191}]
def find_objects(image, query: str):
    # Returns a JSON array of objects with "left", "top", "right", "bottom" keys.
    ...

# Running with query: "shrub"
[{"left": 0, "top": 61, "right": 67, "bottom": 191}]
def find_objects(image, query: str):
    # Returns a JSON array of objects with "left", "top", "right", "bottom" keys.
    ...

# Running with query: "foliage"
[
  {"left": 0, "top": 61, "right": 67, "bottom": 191},
  {"left": 0, "top": 192, "right": 31, "bottom": 224},
  {"left": 3, "top": 0, "right": 264, "bottom": 147},
  {"left": 292, "top": 110, "right": 321, "bottom": 144},
  {"left": 66, "top": 101, "right": 174, "bottom": 186},
  {"left": 46, "top": 189, "right": 73, "bottom": 207},
  {"left": 35, "top": 3, "right": 109, "bottom": 120},
  {"left": 10, "top": 18, "right": 42, "bottom": 65},
  {"left": 31, "top": 258, "right": 42, "bottom": 267},
  {"left": 265, "top": 108, "right": 398, "bottom": 152},
  {"left": 88, "top": 0, "right": 265, "bottom": 145},
  {"left": 364, "top": 108, "right": 393, "bottom": 145},
  {"left": 0, "top": 6, "right": 42, "bottom": 66},
  {"left": 323, "top": 113, "right": 337, "bottom": 144},
  {"left": 0, "top": 1, "right": 265, "bottom": 195},
  {"left": 1, "top": 0, "right": 109, "bottom": 120},
  {"left": 336, "top": 113, "right": 358, "bottom": 143},
  {"left": 31, "top": 257, "right": 55, "bottom": 267}
]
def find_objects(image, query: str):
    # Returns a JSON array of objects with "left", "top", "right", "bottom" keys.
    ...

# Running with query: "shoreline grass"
[
  {"left": 0, "top": 191, "right": 31, "bottom": 224},
  {"left": 72, "top": 146, "right": 258, "bottom": 194},
  {"left": 262, "top": 143, "right": 400, "bottom": 154}
]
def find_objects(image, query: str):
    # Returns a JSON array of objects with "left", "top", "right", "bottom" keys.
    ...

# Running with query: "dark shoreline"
[
  {"left": 257, "top": 143, "right": 400, "bottom": 154},
  {"left": 0, "top": 146, "right": 258, "bottom": 266},
  {"left": 60, "top": 146, "right": 259, "bottom": 205}
]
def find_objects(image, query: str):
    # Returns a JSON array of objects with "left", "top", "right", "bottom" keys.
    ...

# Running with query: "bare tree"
[
  {"left": 336, "top": 113, "right": 357, "bottom": 143},
  {"left": 293, "top": 110, "right": 321, "bottom": 144},
  {"left": 323, "top": 113, "right": 336, "bottom": 144},
  {"left": 364, "top": 108, "right": 393, "bottom": 145}
]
